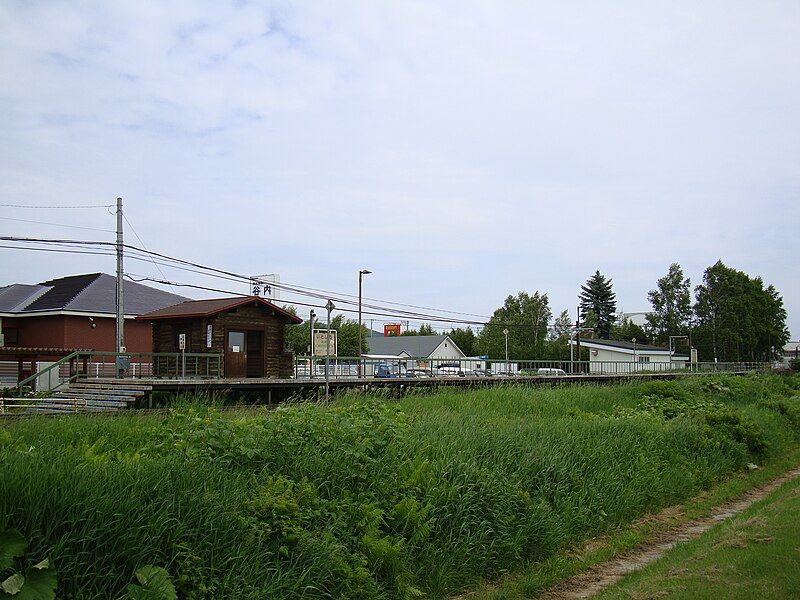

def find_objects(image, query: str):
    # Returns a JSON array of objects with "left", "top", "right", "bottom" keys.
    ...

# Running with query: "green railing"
[
  {"left": 292, "top": 355, "right": 771, "bottom": 380},
  {"left": 11, "top": 351, "right": 224, "bottom": 392}
]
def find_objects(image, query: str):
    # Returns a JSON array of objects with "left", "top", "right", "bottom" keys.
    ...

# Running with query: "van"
[{"left": 537, "top": 368, "right": 566, "bottom": 376}]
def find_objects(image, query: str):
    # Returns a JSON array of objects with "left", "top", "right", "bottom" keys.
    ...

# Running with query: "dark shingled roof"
[
  {"left": 137, "top": 296, "right": 303, "bottom": 324},
  {"left": 0, "top": 273, "right": 188, "bottom": 315},
  {"left": 367, "top": 334, "right": 463, "bottom": 358}
]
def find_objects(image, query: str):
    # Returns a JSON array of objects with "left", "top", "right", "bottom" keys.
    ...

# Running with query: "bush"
[{"left": 1, "top": 375, "right": 799, "bottom": 599}]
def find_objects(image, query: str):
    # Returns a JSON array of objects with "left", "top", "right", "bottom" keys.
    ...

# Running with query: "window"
[
  {"left": 638, "top": 356, "right": 650, "bottom": 364},
  {"left": 2, "top": 327, "right": 19, "bottom": 345}
]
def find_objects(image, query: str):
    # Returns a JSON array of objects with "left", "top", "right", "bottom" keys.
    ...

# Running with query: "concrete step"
[
  {"left": 70, "top": 382, "right": 152, "bottom": 391},
  {"left": 34, "top": 399, "right": 128, "bottom": 409},
  {"left": 55, "top": 394, "right": 138, "bottom": 403},
  {"left": 60, "top": 389, "right": 145, "bottom": 397}
]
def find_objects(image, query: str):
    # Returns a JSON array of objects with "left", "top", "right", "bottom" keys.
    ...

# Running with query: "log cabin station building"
[{"left": 137, "top": 296, "right": 302, "bottom": 379}]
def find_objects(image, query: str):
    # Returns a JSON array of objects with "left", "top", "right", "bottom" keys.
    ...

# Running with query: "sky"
[{"left": 1, "top": 1, "right": 798, "bottom": 338}]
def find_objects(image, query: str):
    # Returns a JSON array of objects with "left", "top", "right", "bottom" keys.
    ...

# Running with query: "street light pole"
[
  {"left": 358, "top": 269, "right": 372, "bottom": 378},
  {"left": 308, "top": 309, "right": 315, "bottom": 379},
  {"left": 632, "top": 337, "right": 637, "bottom": 372},
  {"left": 325, "top": 300, "right": 335, "bottom": 398},
  {"left": 503, "top": 328, "right": 509, "bottom": 374}
]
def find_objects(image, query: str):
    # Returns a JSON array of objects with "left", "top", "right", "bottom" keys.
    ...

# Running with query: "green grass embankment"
[
  {"left": 597, "top": 466, "right": 800, "bottom": 599},
  {"left": 1, "top": 374, "right": 799, "bottom": 599}
]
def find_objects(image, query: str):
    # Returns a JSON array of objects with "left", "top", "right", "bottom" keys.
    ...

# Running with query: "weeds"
[{"left": 0, "top": 374, "right": 798, "bottom": 598}]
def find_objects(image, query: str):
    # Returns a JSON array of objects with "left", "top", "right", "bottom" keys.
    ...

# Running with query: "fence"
[
  {"left": 292, "top": 355, "right": 770, "bottom": 380},
  {"left": 6, "top": 351, "right": 224, "bottom": 393}
]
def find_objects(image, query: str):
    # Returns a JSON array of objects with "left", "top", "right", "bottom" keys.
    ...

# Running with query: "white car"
[{"left": 537, "top": 368, "right": 566, "bottom": 376}]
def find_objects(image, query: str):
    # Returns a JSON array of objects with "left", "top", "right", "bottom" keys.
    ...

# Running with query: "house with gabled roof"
[
  {"left": 0, "top": 273, "right": 188, "bottom": 352},
  {"left": 138, "top": 296, "right": 302, "bottom": 379},
  {"left": 366, "top": 334, "right": 466, "bottom": 361}
]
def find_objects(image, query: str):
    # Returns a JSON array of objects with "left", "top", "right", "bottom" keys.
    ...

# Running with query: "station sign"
[{"left": 313, "top": 329, "right": 338, "bottom": 357}]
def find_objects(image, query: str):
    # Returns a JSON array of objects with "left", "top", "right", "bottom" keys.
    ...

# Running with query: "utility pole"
[
  {"left": 503, "top": 328, "right": 509, "bottom": 374},
  {"left": 358, "top": 269, "right": 371, "bottom": 378},
  {"left": 575, "top": 305, "right": 581, "bottom": 374},
  {"left": 325, "top": 300, "right": 334, "bottom": 398},
  {"left": 115, "top": 197, "right": 125, "bottom": 378}
]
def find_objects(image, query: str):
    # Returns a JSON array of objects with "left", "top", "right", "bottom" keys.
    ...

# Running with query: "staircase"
[{"left": 27, "top": 379, "right": 153, "bottom": 413}]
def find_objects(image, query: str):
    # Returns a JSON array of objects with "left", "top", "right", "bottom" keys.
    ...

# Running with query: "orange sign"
[{"left": 384, "top": 323, "right": 401, "bottom": 337}]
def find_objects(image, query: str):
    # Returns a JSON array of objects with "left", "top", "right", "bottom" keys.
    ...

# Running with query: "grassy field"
[
  {"left": 1, "top": 374, "right": 799, "bottom": 599},
  {"left": 597, "top": 467, "right": 800, "bottom": 599}
]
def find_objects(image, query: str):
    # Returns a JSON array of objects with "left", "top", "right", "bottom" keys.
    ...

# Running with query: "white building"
[
  {"left": 619, "top": 311, "right": 651, "bottom": 328},
  {"left": 782, "top": 341, "right": 800, "bottom": 368},
  {"left": 569, "top": 338, "right": 689, "bottom": 373},
  {"left": 364, "top": 334, "right": 488, "bottom": 373}
]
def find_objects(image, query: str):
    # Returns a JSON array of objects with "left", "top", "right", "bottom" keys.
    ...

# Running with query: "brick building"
[{"left": 0, "top": 273, "right": 188, "bottom": 352}]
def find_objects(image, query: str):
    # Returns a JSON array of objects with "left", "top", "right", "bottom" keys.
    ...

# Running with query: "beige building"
[{"left": 570, "top": 338, "right": 689, "bottom": 373}]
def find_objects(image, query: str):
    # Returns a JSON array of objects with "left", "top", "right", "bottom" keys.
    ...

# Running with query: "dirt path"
[{"left": 536, "top": 465, "right": 800, "bottom": 599}]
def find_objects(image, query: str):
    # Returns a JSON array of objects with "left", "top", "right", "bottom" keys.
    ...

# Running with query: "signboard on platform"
[{"left": 313, "top": 329, "right": 338, "bottom": 357}]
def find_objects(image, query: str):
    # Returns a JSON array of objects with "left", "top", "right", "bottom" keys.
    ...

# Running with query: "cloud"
[{"left": 0, "top": 1, "right": 798, "bottom": 336}]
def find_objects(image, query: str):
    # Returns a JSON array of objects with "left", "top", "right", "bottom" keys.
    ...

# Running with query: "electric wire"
[
  {"left": 0, "top": 235, "right": 514, "bottom": 327},
  {"left": 0, "top": 203, "right": 114, "bottom": 209},
  {"left": 0, "top": 216, "right": 115, "bottom": 233}
]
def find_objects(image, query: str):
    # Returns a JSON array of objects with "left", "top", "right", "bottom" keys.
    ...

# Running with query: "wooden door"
[
  {"left": 226, "top": 330, "right": 246, "bottom": 379},
  {"left": 246, "top": 330, "right": 264, "bottom": 378}
]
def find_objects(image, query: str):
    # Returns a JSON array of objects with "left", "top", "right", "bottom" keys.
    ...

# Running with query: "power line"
[
  {"left": 0, "top": 203, "right": 114, "bottom": 209},
  {"left": 0, "top": 216, "right": 115, "bottom": 233},
  {"left": 122, "top": 214, "right": 177, "bottom": 293},
  {"left": 124, "top": 274, "right": 488, "bottom": 325},
  {"left": 0, "top": 235, "right": 504, "bottom": 326}
]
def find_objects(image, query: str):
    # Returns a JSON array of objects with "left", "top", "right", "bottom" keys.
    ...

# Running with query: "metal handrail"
[
  {"left": 14, "top": 350, "right": 83, "bottom": 392},
  {"left": 13, "top": 350, "right": 224, "bottom": 390}
]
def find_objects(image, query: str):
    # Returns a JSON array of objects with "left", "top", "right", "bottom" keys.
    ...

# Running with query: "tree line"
[{"left": 284, "top": 260, "right": 789, "bottom": 362}]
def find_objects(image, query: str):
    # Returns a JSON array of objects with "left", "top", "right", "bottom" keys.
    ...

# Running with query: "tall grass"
[{"left": 1, "top": 374, "right": 799, "bottom": 599}]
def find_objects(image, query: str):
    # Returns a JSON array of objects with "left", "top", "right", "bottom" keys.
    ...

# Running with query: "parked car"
[
  {"left": 473, "top": 369, "right": 493, "bottom": 377},
  {"left": 537, "top": 368, "right": 567, "bottom": 376},
  {"left": 405, "top": 368, "right": 432, "bottom": 378},
  {"left": 436, "top": 363, "right": 465, "bottom": 377},
  {"left": 374, "top": 364, "right": 398, "bottom": 378}
]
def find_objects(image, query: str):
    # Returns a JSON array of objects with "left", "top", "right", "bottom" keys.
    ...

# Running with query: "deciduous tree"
[
  {"left": 693, "top": 261, "right": 789, "bottom": 361},
  {"left": 478, "top": 291, "right": 551, "bottom": 359},
  {"left": 645, "top": 263, "right": 692, "bottom": 344}
]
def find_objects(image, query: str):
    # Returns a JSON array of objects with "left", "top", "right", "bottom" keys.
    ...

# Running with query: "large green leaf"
[
  {"left": 0, "top": 530, "right": 27, "bottom": 571},
  {"left": 15, "top": 560, "right": 56, "bottom": 600},
  {"left": 126, "top": 566, "right": 176, "bottom": 600},
  {"left": 1, "top": 573, "right": 25, "bottom": 595}
]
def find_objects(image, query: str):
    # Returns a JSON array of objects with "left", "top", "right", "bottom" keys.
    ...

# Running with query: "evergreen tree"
[
  {"left": 579, "top": 271, "right": 617, "bottom": 338},
  {"left": 645, "top": 263, "right": 692, "bottom": 344}
]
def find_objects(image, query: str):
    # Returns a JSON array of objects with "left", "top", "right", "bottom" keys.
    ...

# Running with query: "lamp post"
[
  {"left": 325, "top": 300, "right": 335, "bottom": 398},
  {"left": 503, "top": 328, "right": 509, "bottom": 374},
  {"left": 358, "top": 269, "right": 372, "bottom": 378},
  {"left": 632, "top": 337, "right": 637, "bottom": 373},
  {"left": 308, "top": 310, "right": 315, "bottom": 379}
]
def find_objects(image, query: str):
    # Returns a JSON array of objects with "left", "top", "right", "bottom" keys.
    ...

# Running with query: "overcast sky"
[{"left": 1, "top": 1, "right": 798, "bottom": 337}]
